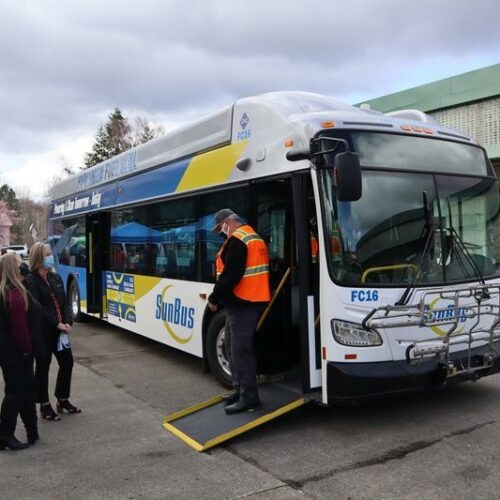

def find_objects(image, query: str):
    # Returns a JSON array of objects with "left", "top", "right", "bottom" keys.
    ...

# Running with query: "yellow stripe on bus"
[
  {"left": 175, "top": 142, "right": 248, "bottom": 192},
  {"left": 133, "top": 275, "right": 163, "bottom": 302}
]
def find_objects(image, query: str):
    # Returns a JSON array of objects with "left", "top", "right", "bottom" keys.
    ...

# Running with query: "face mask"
[
  {"left": 220, "top": 222, "right": 229, "bottom": 235},
  {"left": 43, "top": 255, "right": 54, "bottom": 269}
]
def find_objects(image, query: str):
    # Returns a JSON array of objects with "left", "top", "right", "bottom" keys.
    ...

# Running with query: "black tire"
[
  {"left": 68, "top": 280, "right": 89, "bottom": 323},
  {"left": 206, "top": 310, "right": 232, "bottom": 388}
]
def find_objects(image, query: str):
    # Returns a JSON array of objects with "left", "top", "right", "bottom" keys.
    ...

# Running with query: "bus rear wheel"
[{"left": 206, "top": 310, "right": 232, "bottom": 388}]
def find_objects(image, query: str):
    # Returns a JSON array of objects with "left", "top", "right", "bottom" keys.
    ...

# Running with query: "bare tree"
[
  {"left": 129, "top": 117, "right": 165, "bottom": 147},
  {"left": 16, "top": 194, "right": 49, "bottom": 245},
  {"left": 57, "top": 154, "right": 76, "bottom": 176}
]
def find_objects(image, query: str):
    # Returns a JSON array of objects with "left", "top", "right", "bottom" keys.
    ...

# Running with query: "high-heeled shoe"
[
  {"left": 57, "top": 399, "right": 81, "bottom": 414},
  {"left": 40, "top": 403, "right": 61, "bottom": 421},
  {"left": 0, "top": 436, "right": 29, "bottom": 450}
]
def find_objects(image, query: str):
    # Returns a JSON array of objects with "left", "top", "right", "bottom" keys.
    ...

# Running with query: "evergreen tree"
[
  {"left": 0, "top": 184, "right": 20, "bottom": 212},
  {"left": 106, "top": 108, "right": 131, "bottom": 157},
  {"left": 84, "top": 125, "right": 113, "bottom": 168},
  {"left": 83, "top": 108, "right": 131, "bottom": 169},
  {"left": 83, "top": 108, "right": 164, "bottom": 170}
]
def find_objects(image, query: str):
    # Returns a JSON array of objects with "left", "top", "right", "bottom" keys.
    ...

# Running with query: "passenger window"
[
  {"left": 110, "top": 199, "right": 197, "bottom": 280},
  {"left": 198, "top": 188, "right": 248, "bottom": 282},
  {"left": 109, "top": 186, "right": 249, "bottom": 282},
  {"left": 50, "top": 216, "right": 87, "bottom": 268}
]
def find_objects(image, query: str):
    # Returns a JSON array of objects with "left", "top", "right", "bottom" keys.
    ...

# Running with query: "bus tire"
[
  {"left": 206, "top": 310, "right": 232, "bottom": 388},
  {"left": 68, "top": 280, "right": 87, "bottom": 323}
]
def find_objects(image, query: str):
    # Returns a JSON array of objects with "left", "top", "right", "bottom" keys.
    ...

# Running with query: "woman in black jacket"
[{"left": 27, "top": 242, "right": 81, "bottom": 421}]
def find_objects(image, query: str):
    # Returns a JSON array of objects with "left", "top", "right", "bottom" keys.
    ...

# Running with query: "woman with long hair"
[
  {"left": 27, "top": 242, "right": 80, "bottom": 421},
  {"left": 0, "top": 252, "right": 37, "bottom": 450}
]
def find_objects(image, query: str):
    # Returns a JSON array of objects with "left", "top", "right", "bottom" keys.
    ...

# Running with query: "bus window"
[
  {"left": 50, "top": 216, "right": 86, "bottom": 268},
  {"left": 110, "top": 199, "right": 197, "bottom": 279},
  {"left": 198, "top": 187, "right": 248, "bottom": 282}
]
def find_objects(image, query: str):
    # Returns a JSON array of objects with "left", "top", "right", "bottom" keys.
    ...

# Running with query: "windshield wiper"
[
  {"left": 395, "top": 191, "right": 433, "bottom": 306},
  {"left": 444, "top": 196, "right": 487, "bottom": 289}
]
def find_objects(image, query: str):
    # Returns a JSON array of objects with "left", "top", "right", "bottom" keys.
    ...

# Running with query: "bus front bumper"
[{"left": 327, "top": 341, "right": 500, "bottom": 404}]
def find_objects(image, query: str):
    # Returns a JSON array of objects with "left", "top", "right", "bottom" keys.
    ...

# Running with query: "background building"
[{"left": 358, "top": 64, "right": 500, "bottom": 174}]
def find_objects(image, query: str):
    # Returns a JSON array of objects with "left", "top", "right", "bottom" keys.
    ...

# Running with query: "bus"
[{"left": 49, "top": 91, "right": 500, "bottom": 405}]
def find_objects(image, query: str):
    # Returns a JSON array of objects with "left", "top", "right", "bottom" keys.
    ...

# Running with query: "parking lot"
[{"left": 2, "top": 319, "right": 500, "bottom": 499}]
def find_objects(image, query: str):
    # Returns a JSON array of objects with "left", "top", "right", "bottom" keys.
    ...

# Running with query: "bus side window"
[{"left": 198, "top": 187, "right": 248, "bottom": 283}]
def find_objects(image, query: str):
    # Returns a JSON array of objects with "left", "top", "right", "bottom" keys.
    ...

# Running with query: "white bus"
[{"left": 49, "top": 92, "right": 500, "bottom": 405}]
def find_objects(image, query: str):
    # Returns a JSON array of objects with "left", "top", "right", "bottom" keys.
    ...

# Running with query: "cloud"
[
  {"left": 0, "top": 136, "right": 92, "bottom": 201},
  {"left": 0, "top": 0, "right": 498, "bottom": 197}
]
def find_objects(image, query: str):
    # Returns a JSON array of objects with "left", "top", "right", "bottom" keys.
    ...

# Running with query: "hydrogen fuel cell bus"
[{"left": 49, "top": 91, "right": 500, "bottom": 407}]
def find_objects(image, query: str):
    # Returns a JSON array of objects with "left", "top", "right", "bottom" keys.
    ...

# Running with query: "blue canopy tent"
[{"left": 111, "top": 222, "right": 163, "bottom": 243}]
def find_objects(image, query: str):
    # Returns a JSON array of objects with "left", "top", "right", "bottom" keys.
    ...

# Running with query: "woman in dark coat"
[
  {"left": 0, "top": 253, "right": 36, "bottom": 450},
  {"left": 27, "top": 242, "right": 81, "bottom": 421}
]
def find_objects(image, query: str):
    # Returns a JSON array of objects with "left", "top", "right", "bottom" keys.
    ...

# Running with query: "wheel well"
[
  {"left": 66, "top": 275, "right": 75, "bottom": 298},
  {"left": 201, "top": 305, "right": 223, "bottom": 371}
]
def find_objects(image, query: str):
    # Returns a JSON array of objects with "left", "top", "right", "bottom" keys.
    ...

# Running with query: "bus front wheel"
[
  {"left": 206, "top": 310, "right": 232, "bottom": 388},
  {"left": 68, "top": 280, "right": 88, "bottom": 323}
]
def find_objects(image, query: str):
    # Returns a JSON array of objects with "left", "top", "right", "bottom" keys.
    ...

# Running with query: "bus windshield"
[{"left": 319, "top": 137, "right": 500, "bottom": 287}]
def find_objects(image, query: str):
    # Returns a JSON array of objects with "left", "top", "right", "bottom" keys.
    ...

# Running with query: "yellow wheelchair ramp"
[{"left": 162, "top": 384, "right": 307, "bottom": 452}]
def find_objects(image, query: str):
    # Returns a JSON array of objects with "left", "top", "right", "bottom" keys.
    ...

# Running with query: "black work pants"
[
  {"left": 0, "top": 352, "right": 36, "bottom": 439},
  {"left": 35, "top": 331, "right": 74, "bottom": 403},
  {"left": 225, "top": 306, "right": 262, "bottom": 402}
]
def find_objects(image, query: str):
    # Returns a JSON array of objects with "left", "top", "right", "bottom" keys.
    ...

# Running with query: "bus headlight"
[{"left": 331, "top": 320, "right": 382, "bottom": 347}]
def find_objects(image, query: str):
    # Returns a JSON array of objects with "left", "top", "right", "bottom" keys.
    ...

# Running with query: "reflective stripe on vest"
[{"left": 216, "top": 224, "right": 271, "bottom": 302}]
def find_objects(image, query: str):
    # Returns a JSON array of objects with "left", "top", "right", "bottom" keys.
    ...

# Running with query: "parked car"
[{"left": 4, "top": 244, "right": 29, "bottom": 259}]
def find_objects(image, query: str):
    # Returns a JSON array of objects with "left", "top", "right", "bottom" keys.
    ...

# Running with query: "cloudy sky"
[{"left": 0, "top": 0, "right": 498, "bottom": 200}]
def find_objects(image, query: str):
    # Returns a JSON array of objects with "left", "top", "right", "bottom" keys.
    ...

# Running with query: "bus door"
[
  {"left": 292, "top": 172, "right": 321, "bottom": 393},
  {"left": 86, "top": 212, "right": 110, "bottom": 317},
  {"left": 251, "top": 178, "right": 301, "bottom": 382}
]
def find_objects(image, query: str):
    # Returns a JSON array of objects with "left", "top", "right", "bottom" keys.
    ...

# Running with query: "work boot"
[
  {"left": 222, "top": 391, "right": 240, "bottom": 406},
  {"left": 225, "top": 398, "right": 261, "bottom": 414}
]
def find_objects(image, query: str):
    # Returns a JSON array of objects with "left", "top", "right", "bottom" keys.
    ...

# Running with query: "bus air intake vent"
[{"left": 342, "top": 121, "right": 393, "bottom": 128}]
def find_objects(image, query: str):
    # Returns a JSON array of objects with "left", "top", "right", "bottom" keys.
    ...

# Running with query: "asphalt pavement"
[{"left": 2, "top": 319, "right": 500, "bottom": 499}]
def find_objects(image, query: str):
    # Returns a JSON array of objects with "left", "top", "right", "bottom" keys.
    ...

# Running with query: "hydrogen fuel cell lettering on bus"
[{"left": 106, "top": 272, "right": 136, "bottom": 322}]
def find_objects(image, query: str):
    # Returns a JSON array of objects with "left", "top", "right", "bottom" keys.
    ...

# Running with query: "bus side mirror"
[{"left": 334, "top": 152, "right": 362, "bottom": 202}]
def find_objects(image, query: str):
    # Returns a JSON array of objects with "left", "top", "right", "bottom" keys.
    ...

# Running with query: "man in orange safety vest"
[{"left": 208, "top": 208, "right": 271, "bottom": 414}]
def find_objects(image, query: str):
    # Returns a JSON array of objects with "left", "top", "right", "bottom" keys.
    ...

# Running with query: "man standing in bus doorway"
[{"left": 208, "top": 209, "right": 271, "bottom": 414}]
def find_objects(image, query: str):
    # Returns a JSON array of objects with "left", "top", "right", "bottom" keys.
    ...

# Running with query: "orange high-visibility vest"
[
  {"left": 215, "top": 224, "right": 271, "bottom": 303},
  {"left": 310, "top": 233, "right": 319, "bottom": 263},
  {"left": 331, "top": 222, "right": 342, "bottom": 258}
]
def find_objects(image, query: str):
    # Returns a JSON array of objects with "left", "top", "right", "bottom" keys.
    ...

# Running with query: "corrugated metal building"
[{"left": 358, "top": 64, "right": 500, "bottom": 174}]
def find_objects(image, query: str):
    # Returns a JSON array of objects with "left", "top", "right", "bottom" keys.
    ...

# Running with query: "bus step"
[{"left": 162, "top": 383, "right": 308, "bottom": 452}]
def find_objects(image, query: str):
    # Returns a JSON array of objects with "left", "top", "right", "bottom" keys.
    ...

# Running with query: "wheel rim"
[
  {"left": 215, "top": 326, "right": 231, "bottom": 377},
  {"left": 71, "top": 285, "right": 79, "bottom": 318}
]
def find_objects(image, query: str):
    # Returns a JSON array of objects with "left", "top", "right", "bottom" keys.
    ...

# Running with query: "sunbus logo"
[
  {"left": 423, "top": 297, "right": 470, "bottom": 337},
  {"left": 155, "top": 285, "right": 195, "bottom": 345}
]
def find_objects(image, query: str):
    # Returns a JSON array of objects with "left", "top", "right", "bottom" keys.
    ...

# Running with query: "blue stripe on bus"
[
  {"left": 116, "top": 158, "right": 190, "bottom": 205},
  {"left": 51, "top": 157, "right": 192, "bottom": 218}
]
